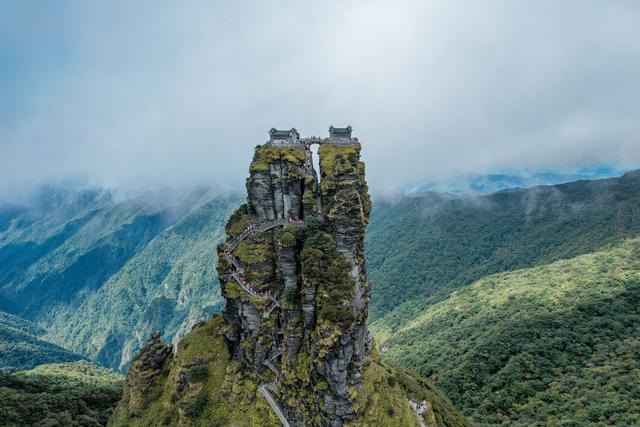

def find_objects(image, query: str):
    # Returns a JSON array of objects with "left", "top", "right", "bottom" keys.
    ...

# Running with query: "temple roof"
[
  {"left": 329, "top": 126, "right": 352, "bottom": 138},
  {"left": 269, "top": 128, "right": 300, "bottom": 142}
]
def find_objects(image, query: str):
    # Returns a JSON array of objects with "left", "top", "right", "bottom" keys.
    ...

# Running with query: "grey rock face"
[
  {"left": 247, "top": 172, "right": 276, "bottom": 220},
  {"left": 247, "top": 159, "right": 304, "bottom": 221}
]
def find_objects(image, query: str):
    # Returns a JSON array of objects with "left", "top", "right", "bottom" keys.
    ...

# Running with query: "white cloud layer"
[{"left": 1, "top": 0, "right": 639, "bottom": 199}]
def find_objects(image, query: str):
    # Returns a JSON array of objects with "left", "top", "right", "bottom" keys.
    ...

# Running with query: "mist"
[{"left": 1, "top": 1, "right": 639, "bottom": 201}]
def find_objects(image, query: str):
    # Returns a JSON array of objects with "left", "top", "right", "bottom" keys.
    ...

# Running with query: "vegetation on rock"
[
  {"left": 301, "top": 231, "right": 355, "bottom": 326},
  {"left": 249, "top": 145, "right": 306, "bottom": 174},
  {"left": 112, "top": 140, "right": 468, "bottom": 426},
  {"left": 110, "top": 315, "right": 467, "bottom": 427}
]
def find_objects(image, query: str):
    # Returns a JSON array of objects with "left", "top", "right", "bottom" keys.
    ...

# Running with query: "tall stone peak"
[
  {"left": 110, "top": 128, "right": 468, "bottom": 427},
  {"left": 218, "top": 133, "right": 371, "bottom": 425}
]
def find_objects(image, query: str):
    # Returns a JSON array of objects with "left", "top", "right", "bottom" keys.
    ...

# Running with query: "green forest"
[
  {"left": 0, "top": 310, "right": 84, "bottom": 372},
  {"left": 0, "top": 361, "right": 122, "bottom": 426},
  {"left": 366, "top": 170, "right": 640, "bottom": 326},
  {"left": 379, "top": 237, "right": 640, "bottom": 425},
  {"left": 365, "top": 171, "right": 640, "bottom": 425}
]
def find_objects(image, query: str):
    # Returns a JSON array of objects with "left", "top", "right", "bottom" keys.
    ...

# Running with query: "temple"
[
  {"left": 268, "top": 128, "right": 300, "bottom": 144},
  {"left": 329, "top": 125, "right": 352, "bottom": 139},
  {"left": 266, "top": 125, "right": 358, "bottom": 146}
]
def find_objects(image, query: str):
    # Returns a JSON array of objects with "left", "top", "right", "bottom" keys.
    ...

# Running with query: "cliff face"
[{"left": 219, "top": 140, "right": 371, "bottom": 425}]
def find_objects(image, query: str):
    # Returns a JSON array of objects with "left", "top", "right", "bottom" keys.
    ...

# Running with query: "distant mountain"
[
  {"left": 0, "top": 186, "right": 241, "bottom": 371},
  {"left": 407, "top": 166, "right": 626, "bottom": 195},
  {"left": 367, "top": 170, "right": 640, "bottom": 324},
  {"left": 0, "top": 309, "right": 84, "bottom": 372}
]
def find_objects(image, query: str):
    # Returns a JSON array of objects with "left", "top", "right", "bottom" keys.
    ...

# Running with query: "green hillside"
[
  {"left": 379, "top": 237, "right": 640, "bottom": 426},
  {"left": 0, "top": 361, "right": 122, "bottom": 426},
  {"left": 0, "top": 309, "right": 84, "bottom": 372},
  {"left": 110, "top": 315, "right": 467, "bottom": 427},
  {"left": 366, "top": 170, "right": 640, "bottom": 338},
  {"left": 0, "top": 187, "right": 241, "bottom": 371}
]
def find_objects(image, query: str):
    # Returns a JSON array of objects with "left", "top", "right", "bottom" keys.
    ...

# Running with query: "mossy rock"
[
  {"left": 110, "top": 315, "right": 469, "bottom": 426},
  {"left": 109, "top": 316, "right": 280, "bottom": 427},
  {"left": 109, "top": 315, "right": 468, "bottom": 427},
  {"left": 250, "top": 145, "right": 306, "bottom": 173}
]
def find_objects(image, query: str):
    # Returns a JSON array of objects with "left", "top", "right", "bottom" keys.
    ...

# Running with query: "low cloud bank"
[{"left": 1, "top": 1, "right": 639, "bottom": 201}]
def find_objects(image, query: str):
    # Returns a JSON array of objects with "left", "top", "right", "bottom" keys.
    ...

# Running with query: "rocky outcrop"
[
  {"left": 110, "top": 314, "right": 469, "bottom": 427},
  {"left": 118, "top": 331, "right": 172, "bottom": 416},
  {"left": 218, "top": 136, "right": 372, "bottom": 426}
]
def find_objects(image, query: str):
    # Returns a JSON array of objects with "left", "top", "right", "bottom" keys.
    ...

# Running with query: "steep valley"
[{"left": 0, "top": 186, "right": 241, "bottom": 371}]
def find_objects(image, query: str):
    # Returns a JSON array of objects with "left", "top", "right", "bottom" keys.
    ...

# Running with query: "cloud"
[{"left": 1, "top": 0, "right": 639, "bottom": 200}]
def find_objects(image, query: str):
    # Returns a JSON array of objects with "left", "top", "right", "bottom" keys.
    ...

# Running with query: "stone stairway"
[
  {"left": 223, "top": 218, "right": 304, "bottom": 302},
  {"left": 258, "top": 384, "right": 290, "bottom": 427},
  {"left": 222, "top": 220, "right": 303, "bottom": 426},
  {"left": 270, "top": 347, "right": 283, "bottom": 359},
  {"left": 264, "top": 359, "right": 280, "bottom": 386},
  {"left": 258, "top": 347, "right": 288, "bottom": 426},
  {"left": 264, "top": 300, "right": 279, "bottom": 318}
]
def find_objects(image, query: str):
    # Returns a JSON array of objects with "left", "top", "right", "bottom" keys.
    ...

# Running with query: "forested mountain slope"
[
  {"left": 0, "top": 187, "right": 241, "bottom": 371},
  {"left": 380, "top": 237, "right": 640, "bottom": 426},
  {"left": 366, "top": 170, "right": 640, "bottom": 336},
  {"left": 0, "top": 361, "right": 122, "bottom": 426},
  {"left": 0, "top": 309, "right": 84, "bottom": 372}
]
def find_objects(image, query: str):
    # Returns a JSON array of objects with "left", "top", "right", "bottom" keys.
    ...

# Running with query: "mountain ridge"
[
  {"left": 0, "top": 309, "right": 85, "bottom": 372},
  {"left": 367, "top": 169, "right": 640, "bottom": 329}
]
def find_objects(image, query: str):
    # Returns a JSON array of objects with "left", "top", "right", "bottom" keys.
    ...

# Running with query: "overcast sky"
[{"left": 1, "top": 1, "right": 639, "bottom": 200}]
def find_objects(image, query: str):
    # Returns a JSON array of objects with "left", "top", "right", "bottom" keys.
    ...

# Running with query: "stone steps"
[
  {"left": 222, "top": 218, "right": 304, "bottom": 426},
  {"left": 223, "top": 218, "right": 304, "bottom": 304},
  {"left": 258, "top": 384, "right": 290, "bottom": 427}
]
